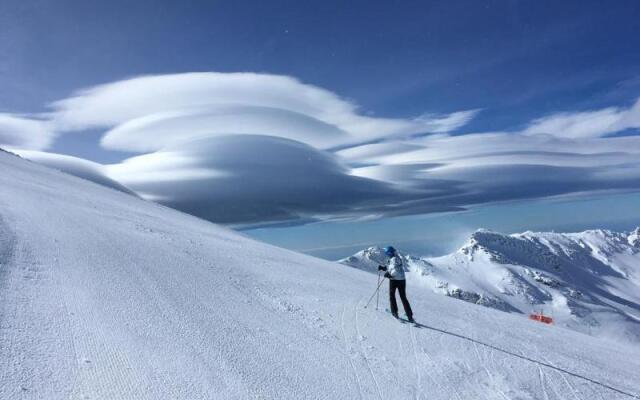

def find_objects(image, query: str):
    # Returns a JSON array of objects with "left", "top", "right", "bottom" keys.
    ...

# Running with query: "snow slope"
[
  {"left": 341, "top": 228, "right": 640, "bottom": 345},
  {"left": 1, "top": 149, "right": 640, "bottom": 399},
  {"left": 12, "top": 149, "right": 136, "bottom": 195}
]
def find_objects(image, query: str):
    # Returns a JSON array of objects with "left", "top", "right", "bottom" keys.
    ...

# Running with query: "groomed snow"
[{"left": 1, "top": 149, "right": 639, "bottom": 399}]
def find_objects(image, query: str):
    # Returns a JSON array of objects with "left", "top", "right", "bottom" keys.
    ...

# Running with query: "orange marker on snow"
[{"left": 529, "top": 311, "right": 553, "bottom": 324}]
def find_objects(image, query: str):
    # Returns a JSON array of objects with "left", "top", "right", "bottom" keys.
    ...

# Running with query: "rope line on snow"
[{"left": 412, "top": 322, "right": 640, "bottom": 399}]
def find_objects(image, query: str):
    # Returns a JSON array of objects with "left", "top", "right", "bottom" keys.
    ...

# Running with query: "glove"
[
  {"left": 384, "top": 272, "right": 391, "bottom": 279},
  {"left": 378, "top": 265, "right": 387, "bottom": 272}
]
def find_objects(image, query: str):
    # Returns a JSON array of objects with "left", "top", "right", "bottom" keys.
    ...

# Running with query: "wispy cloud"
[
  {"left": 522, "top": 98, "right": 640, "bottom": 138},
  {"left": 0, "top": 114, "right": 53, "bottom": 150}
]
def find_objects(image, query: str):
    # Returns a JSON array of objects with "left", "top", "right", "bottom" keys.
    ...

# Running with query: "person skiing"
[{"left": 378, "top": 246, "right": 414, "bottom": 323}]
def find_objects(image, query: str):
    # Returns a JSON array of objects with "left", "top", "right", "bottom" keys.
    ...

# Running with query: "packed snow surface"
[
  {"left": 342, "top": 227, "right": 640, "bottom": 345},
  {"left": 1, "top": 149, "right": 640, "bottom": 399}
]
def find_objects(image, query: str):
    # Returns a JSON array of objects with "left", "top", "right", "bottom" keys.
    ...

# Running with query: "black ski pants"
[{"left": 389, "top": 279, "right": 413, "bottom": 319}]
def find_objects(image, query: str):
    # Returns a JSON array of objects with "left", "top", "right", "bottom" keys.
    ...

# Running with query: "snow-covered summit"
[
  {"left": 342, "top": 227, "right": 640, "bottom": 344},
  {"left": 2, "top": 150, "right": 640, "bottom": 399},
  {"left": 628, "top": 227, "right": 640, "bottom": 247}
]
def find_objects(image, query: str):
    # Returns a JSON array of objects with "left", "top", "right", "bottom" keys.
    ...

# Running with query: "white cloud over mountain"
[
  {"left": 107, "top": 135, "right": 416, "bottom": 225},
  {"left": 0, "top": 114, "right": 53, "bottom": 150},
  {"left": 2, "top": 72, "right": 640, "bottom": 226},
  {"left": 100, "top": 105, "right": 348, "bottom": 152},
  {"left": 50, "top": 72, "right": 476, "bottom": 150}
]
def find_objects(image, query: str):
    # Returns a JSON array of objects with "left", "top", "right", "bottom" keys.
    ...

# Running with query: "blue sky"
[{"left": 1, "top": 0, "right": 640, "bottom": 259}]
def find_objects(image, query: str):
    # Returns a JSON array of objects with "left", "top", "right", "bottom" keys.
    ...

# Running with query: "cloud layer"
[
  {"left": 3, "top": 72, "right": 640, "bottom": 226},
  {"left": 50, "top": 72, "right": 477, "bottom": 152},
  {"left": 107, "top": 135, "right": 412, "bottom": 225},
  {"left": 0, "top": 114, "right": 53, "bottom": 150},
  {"left": 345, "top": 132, "right": 640, "bottom": 209},
  {"left": 522, "top": 98, "right": 640, "bottom": 138}
]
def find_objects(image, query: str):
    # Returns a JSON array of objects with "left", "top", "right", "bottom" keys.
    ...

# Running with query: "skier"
[{"left": 378, "top": 246, "right": 414, "bottom": 323}]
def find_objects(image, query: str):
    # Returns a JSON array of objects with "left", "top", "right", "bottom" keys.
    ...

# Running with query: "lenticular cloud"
[
  {"left": 9, "top": 71, "right": 640, "bottom": 227},
  {"left": 49, "top": 72, "right": 478, "bottom": 152},
  {"left": 107, "top": 135, "right": 403, "bottom": 225},
  {"left": 100, "top": 105, "right": 349, "bottom": 152}
]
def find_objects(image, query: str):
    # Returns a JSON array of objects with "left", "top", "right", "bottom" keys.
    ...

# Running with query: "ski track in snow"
[
  {"left": 417, "top": 334, "right": 463, "bottom": 400},
  {"left": 538, "top": 352, "right": 583, "bottom": 400},
  {"left": 354, "top": 302, "right": 383, "bottom": 400},
  {"left": 413, "top": 319, "right": 640, "bottom": 400},
  {"left": 537, "top": 364, "right": 551, "bottom": 400},
  {"left": 473, "top": 339, "right": 510, "bottom": 400},
  {"left": 2, "top": 151, "right": 640, "bottom": 399},
  {"left": 340, "top": 305, "right": 364, "bottom": 400},
  {"left": 407, "top": 323, "right": 422, "bottom": 400},
  {"left": 533, "top": 348, "right": 572, "bottom": 400}
]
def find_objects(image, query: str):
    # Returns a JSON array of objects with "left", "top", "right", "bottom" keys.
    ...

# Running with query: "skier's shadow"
[{"left": 412, "top": 321, "right": 639, "bottom": 399}]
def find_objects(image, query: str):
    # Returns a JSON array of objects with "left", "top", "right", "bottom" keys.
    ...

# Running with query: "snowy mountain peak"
[
  {"left": 342, "top": 246, "right": 387, "bottom": 268},
  {"left": 461, "top": 229, "right": 508, "bottom": 255},
  {"left": 629, "top": 227, "right": 640, "bottom": 247}
]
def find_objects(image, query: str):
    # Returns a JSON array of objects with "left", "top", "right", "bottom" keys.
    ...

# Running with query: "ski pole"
[
  {"left": 375, "top": 270, "right": 381, "bottom": 310},
  {"left": 364, "top": 274, "right": 386, "bottom": 308}
]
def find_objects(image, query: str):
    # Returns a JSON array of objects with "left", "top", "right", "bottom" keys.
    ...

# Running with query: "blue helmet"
[{"left": 383, "top": 246, "right": 396, "bottom": 257}]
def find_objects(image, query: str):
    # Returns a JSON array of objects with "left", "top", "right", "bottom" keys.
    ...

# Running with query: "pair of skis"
[{"left": 384, "top": 309, "right": 420, "bottom": 327}]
